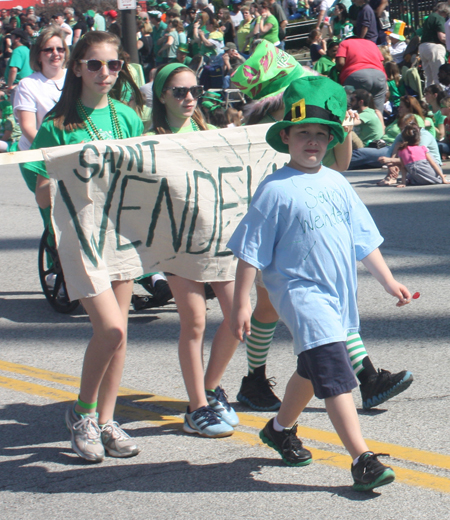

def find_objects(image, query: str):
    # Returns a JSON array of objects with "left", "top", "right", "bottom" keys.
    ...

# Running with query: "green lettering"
[
  {"left": 74, "top": 144, "right": 100, "bottom": 183},
  {"left": 186, "top": 170, "right": 218, "bottom": 254},
  {"left": 116, "top": 175, "right": 157, "bottom": 251},
  {"left": 126, "top": 144, "right": 144, "bottom": 173},
  {"left": 215, "top": 166, "right": 243, "bottom": 257},
  {"left": 146, "top": 174, "right": 191, "bottom": 252},
  {"left": 141, "top": 140, "right": 159, "bottom": 174}
]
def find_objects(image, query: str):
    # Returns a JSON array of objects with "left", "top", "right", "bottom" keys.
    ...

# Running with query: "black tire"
[{"left": 38, "top": 227, "right": 80, "bottom": 314}]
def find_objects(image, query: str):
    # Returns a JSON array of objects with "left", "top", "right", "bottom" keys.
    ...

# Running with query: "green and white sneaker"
[
  {"left": 65, "top": 404, "right": 104, "bottom": 462},
  {"left": 352, "top": 452, "right": 395, "bottom": 491},
  {"left": 100, "top": 420, "right": 140, "bottom": 458}
]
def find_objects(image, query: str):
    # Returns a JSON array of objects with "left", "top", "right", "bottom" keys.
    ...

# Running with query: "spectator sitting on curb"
[{"left": 350, "top": 88, "right": 384, "bottom": 148}]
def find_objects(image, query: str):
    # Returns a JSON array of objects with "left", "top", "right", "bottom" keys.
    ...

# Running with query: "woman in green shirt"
[
  {"left": 256, "top": 2, "right": 279, "bottom": 46},
  {"left": 149, "top": 63, "right": 240, "bottom": 439},
  {"left": 33, "top": 31, "right": 144, "bottom": 464}
]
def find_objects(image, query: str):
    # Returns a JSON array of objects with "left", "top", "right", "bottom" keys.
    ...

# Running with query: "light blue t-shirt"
[
  {"left": 392, "top": 128, "right": 442, "bottom": 166},
  {"left": 227, "top": 165, "right": 383, "bottom": 355}
]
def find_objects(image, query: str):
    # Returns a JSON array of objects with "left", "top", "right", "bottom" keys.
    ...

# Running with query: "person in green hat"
[
  {"left": 0, "top": 101, "right": 21, "bottom": 152},
  {"left": 228, "top": 75, "right": 413, "bottom": 492},
  {"left": 175, "top": 42, "right": 192, "bottom": 65},
  {"left": 231, "top": 41, "right": 409, "bottom": 416}
]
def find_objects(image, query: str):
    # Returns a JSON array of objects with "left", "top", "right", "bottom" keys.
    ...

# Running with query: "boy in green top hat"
[{"left": 228, "top": 75, "right": 412, "bottom": 491}]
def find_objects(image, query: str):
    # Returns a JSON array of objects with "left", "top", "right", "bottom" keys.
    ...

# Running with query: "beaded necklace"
[
  {"left": 76, "top": 96, "right": 123, "bottom": 141},
  {"left": 165, "top": 117, "right": 200, "bottom": 134}
]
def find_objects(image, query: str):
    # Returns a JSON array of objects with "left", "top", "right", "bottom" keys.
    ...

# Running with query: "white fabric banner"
[{"left": 43, "top": 125, "right": 288, "bottom": 299}]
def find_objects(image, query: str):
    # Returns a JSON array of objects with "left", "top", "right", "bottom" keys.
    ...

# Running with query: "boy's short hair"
[{"left": 353, "top": 89, "right": 372, "bottom": 108}]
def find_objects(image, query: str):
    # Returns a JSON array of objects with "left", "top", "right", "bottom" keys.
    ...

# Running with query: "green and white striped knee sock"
[
  {"left": 346, "top": 332, "right": 377, "bottom": 383},
  {"left": 246, "top": 315, "right": 278, "bottom": 373},
  {"left": 346, "top": 332, "right": 368, "bottom": 377}
]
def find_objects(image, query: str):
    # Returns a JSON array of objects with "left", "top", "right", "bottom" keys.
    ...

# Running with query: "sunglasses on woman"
[
  {"left": 78, "top": 59, "right": 124, "bottom": 73},
  {"left": 165, "top": 86, "right": 204, "bottom": 100},
  {"left": 41, "top": 47, "right": 65, "bottom": 54}
]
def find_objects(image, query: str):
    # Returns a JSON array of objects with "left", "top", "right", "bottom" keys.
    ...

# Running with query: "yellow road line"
[
  {"left": 1, "top": 359, "right": 450, "bottom": 473},
  {"left": 1, "top": 374, "right": 450, "bottom": 494}
]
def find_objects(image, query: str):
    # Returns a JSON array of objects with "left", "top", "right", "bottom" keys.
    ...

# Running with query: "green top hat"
[
  {"left": 266, "top": 76, "right": 347, "bottom": 154},
  {"left": 341, "top": 22, "right": 354, "bottom": 39},
  {"left": 230, "top": 41, "right": 310, "bottom": 100},
  {"left": 386, "top": 19, "right": 406, "bottom": 41},
  {"left": 178, "top": 43, "right": 189, "bottom": 53}
]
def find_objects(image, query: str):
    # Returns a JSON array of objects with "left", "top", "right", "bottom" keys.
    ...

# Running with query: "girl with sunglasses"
[
  {"left": 31, "top": 31, "right": 145, "bottom": 462},
  {"left": 149, "top": 63, "right": 240, "bottom": 438}
]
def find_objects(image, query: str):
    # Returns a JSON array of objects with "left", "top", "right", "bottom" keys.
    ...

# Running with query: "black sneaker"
[
  {"left": 135, "top": 278, "right": 173, "bottom": 308},
  {"left": 204, "top": 283, "right": 216, "bottom": 300},
  {"left": 352, "top": 452, "right": 395, "bottom": 491},
  {"left": 132, "top": 295, "right": 156, "bottom": 311},
  {"left": 361, "top": 369, "right": 414, "bottom": 410},
  {"left": 260, "top": 418, "right": 312, "bottom": 466},
  {"left": 150, "top": 279, "right": 173, "bottom": 306},
  {"left": 237, "top": 365, "right": 281, "bottom": 411}
]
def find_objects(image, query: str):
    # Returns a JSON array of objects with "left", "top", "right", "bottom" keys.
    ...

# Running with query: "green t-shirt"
[
  {"left": 314, "top": 55, "right": 335, "bottom": 76},
  {"left": 237, "top": 20, "right": 252, "bottom": 53},
  {"left": 332, "top": 18, "right": 348, "bottom": 38},
  {"left": 355, "top": 107, "right": 383, "bottom": 146},
  {"left": 420, "top": 12, "right": 446, "bottom": 45},
  {"left": 387, "top": 79, "right": 405, "bottom": 107},
  {"left": 434, "top": 109, "right": 445, "bottom": 126},
  {"left": 383, "top": 114, "right": 425, "bottom": 144},
  {"left": 425, "top": 117, "right": 436, "bottom": 138},
  {"left": 5, "top": 45, "right": 33, "bottom": 84},
  {"left": 262, "top": 15, "right": 279, "bottom": 44},
  {"left": 433, "top": 109, "right": 445, "bottom": 139},
  {"left": 29, "top": 99, "right": 144, "bottom": 178}
]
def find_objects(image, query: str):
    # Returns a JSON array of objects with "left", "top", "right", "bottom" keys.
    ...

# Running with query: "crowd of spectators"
[{"left": 1, "top": 0, "right": 450, "bottom": 188}]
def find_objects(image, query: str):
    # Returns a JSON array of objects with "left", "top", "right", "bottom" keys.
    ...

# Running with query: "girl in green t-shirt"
[
  {"left": 149, "top": 63, "right": 240, "bottom": 439},
  {"left": 385, "top": 61, "right": 405, "bottom": 109},
  {"left": 34, "top": 31, "right": 144, "bottom": 463},
  {"left": 424, "top": 84, "right": 446, "bottom": 140},
  {"left": 256, "top": 2, "right": 280, "bottom": 45}
]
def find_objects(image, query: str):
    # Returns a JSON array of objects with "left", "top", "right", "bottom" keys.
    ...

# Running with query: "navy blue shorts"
[{"left": 297, "top": 341, "right": 357, "bottom": 399}]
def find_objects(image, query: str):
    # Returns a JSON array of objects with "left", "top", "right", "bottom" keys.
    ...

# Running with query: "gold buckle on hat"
[{"left": 291, "top": 99, "right": 306, "bottom": 122}]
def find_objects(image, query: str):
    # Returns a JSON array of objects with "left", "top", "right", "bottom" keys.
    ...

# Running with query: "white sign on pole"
[{"left": 117, "top": 0, "right": 137, "bottom": 10}]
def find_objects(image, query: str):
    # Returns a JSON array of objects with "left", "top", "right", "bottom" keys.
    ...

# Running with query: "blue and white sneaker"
[
  {"left": 206, "top": 386, "right": 239, "bottom": 427},
  {"left": 183, "top": 405, "right": 234, "bottom": 438}
]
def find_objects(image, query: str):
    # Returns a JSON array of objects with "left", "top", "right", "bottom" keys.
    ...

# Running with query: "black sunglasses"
[
  {"left": 79, "top": 59, "right": 124, "bottom": 73},
  {"left": 41, "top": 46, "right": 65, "bottom": 54},
  {"left": 165, "top": 86, "right": 204, "bottom": 100}
]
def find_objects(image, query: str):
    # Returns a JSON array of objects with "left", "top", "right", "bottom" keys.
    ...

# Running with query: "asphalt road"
[{"left": 1, "top": 163, "right": 450, "bottom": 519}]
